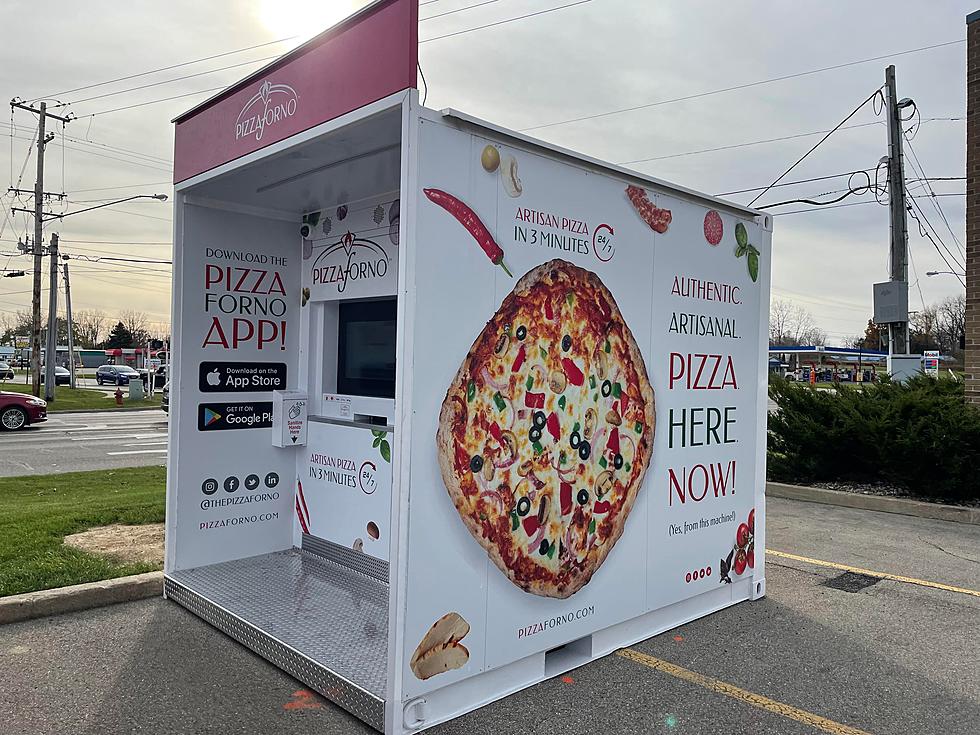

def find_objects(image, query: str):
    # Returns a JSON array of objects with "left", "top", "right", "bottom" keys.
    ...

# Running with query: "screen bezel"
[{"left": 336, "top": 298, "right": 397, "bottom": 399}]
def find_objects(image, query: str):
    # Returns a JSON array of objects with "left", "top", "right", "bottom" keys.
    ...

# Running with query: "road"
[
  {"left": 0, "top": 410, "right": 168, "bottom": 477},
  {"left": 2, "top": 497, "right": 978, "bottom": 735}
]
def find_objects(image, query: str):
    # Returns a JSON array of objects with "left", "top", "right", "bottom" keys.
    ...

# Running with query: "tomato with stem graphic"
[
  {"left": 736, "top": 522, "right": 750, "bottom": 549},
  {"left": 733, "top": 548, "right": 747, "bottom": 576}
]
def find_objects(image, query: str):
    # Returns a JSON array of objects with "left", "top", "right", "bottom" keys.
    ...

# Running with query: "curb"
[
  {"left": 0, "top": 571, "right": 163, "bottom": 625},
  {"left": 767, "top": 482, "right": 980, "bottom": 526}
]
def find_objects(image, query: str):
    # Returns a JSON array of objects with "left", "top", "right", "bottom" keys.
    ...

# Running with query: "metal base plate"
[{"left": 166, "top": 548, "right": 387, "bottom": 731}]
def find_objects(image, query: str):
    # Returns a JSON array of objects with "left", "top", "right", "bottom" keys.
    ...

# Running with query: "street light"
[
  {"left": 42, "top": 193, "right": 168, "bottom": 221},
  {"left": 925, "top": 270, "right": 966, "bottom": 278}
]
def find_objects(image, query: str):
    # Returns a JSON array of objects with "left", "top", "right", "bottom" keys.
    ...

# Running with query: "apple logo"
[{"left": 207, "top": 369, "right": 221, "bottom": 387}]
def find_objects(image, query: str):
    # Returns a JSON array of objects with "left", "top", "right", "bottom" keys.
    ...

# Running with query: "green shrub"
[{"left": 767, "top": 375, "right": 980, "bottom": 502}]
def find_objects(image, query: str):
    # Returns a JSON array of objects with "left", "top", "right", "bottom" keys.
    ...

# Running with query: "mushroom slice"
[
  {"left": 410, "top": 612, "right": 471, "bottom": 680},
  {"left": 583, "top": 407, "right": 597, "bottom": 439},
  {"left": 549, "top": 369, "right": 567, "bottom": 393}
]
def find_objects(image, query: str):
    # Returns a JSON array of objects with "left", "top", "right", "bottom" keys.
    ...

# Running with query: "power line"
[
  {"left": 77, "top": 3, "right": 594, "bottom": 118},
  {"left": 521, "top": 38, "right": 965, "bottom": 132},
  {"left": 5, "top": 131, "right": 171, "bottom": 173},
  {"left": 419, "top": 0, "right": 592, "bottom": 43},
  {"left": 905, "top": 196, "right": 966, "bottom": 286},
  {"left": 1, "top": 121, "right": 172, "bottom": 166},
  {"left": 28, "top": 36, "right": 299, "bottom": 103},
  {"left": 56, "top": 53, "right": 283, "bottom": 108},
  {"left": 68, "top": 182, "right": 170, "bottom": 194},
  {"left": 621, "top": 121, "right": 883, "bottom": 166},
  {"left": 421, "top": 0, "right": 505, "bottom": 21},
  {"left": 902, "top": 134, "right": 965, "bottom": 261},
  {"left": 715, "top": 171, "right": 960, "bottom": 198},
  {"left": 772, "top": 192, "right": 963, "bottom": 216},
  {"left": 749, "top": 87, "right": 884, "bottom": 206}
]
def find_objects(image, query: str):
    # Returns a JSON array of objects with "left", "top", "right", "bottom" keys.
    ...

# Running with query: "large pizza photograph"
[{"left": 436, "top": 259, "right": 656, "bottom": 598}]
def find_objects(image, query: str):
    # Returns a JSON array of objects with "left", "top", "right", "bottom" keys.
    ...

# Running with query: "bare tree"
[
  {"left": 73, "top": 309, "right": 108, "bottom": 349},
  {"left": 769, "top": 299, "right": 826, "bottom": 346},
  {"left": 936, "top": 294, "right": 966, "bottom": 358},
  {"left": 120, "top": 309, "right": 151, "bottom": 347},
  {"left": 910, "top": 305, "right": 940, "bottom": 353}
]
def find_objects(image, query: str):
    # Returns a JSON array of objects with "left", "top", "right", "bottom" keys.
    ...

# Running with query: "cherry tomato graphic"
[
  {"left": 736, "top": 522, "right": 750, "bottom": 549},
  {"left": 747, "top": 543, "right": 755, "bottom": 570},
  {"left": 748, "top": 508, "right": 755, "bottom": 534},
  {"left": 734, "top": 548, "right": 747, "bottom": 576}
]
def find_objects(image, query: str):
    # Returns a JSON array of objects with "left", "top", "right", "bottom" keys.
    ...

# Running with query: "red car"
[{"left": 0, "top": 391, "right": 47, "bottom": 431}]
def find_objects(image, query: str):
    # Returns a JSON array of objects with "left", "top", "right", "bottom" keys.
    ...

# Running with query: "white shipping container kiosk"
[{"left": 164, "top": 2, "right": 772, "bottom": 732}]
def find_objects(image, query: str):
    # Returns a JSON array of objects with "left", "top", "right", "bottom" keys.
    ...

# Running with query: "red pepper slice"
[
  {"left": 546, "top": 411, "right": 560, "bottom": 441},
  {"left": 594, "top": 500, "right": 611, "bottom": 514},
  {"left": 561, "top": 358, "right": 584, "bottom": 386},
  {"left": 620, "top": 390, "right": 630, "bottom": 414},
  {"left": 544, "top": 299, "right": 554, "bottom": 320},
  {"left": 560, "top": 482, "right": 572, "bottom": 515},
  {"left": 511, "top": 344, "right": 526, "bottom": 373},
  {"left": 522, "top": 515, "right": 539, "bottom": 536},
  {"left": 607, "top": 427, "right": 620, "bottom": 454},
  {"left": 488, "top": 421, "right": 502, "bottom": 442},
  {"left": 524, "top": 392, "right": 545, "bottom": 409}
]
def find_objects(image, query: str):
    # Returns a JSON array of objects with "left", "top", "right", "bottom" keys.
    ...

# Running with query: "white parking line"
[
  {"left": 106, "top": 449, "right": 168, "bottom": 455},
  {"left": 123, "top": 441, "right": 168, "bottom": 447},
  {"left": 68, "top": 433, "right": 167, "bottom": 442}
]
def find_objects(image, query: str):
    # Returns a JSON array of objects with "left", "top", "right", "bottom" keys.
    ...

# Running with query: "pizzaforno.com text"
[{"left": 516, "top": 605, "right": 595, "bottom": 639}]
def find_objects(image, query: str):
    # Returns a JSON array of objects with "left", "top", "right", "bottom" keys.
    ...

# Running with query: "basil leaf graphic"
[
  {"left": 735, "top": 221, "right": 748, "bottom": 248},
  {"left": 380, "top": 440, "right": 391, "bottom": 463},
  {"left": 748, "top": 251, "right": 760, "bottom": 282}
]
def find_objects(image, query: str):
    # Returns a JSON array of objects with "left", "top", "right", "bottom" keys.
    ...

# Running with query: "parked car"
[
  {"left": 40, "top": 366, "right": 71, "bottom": 385},
  {"left": 0, "top": 362, "right": 14, "bottom": 381},
  {"left": 161, "top": 382, "right": 169, "bottom": 413},
  {"left": 95, "top": 364, "right": 141, "bottom": 385},
  {"left": 0, "top": 391, "right": 46, "bottom": 430},
  {"left": 139, "top": 365, "right": 167, "bottom": 388}
]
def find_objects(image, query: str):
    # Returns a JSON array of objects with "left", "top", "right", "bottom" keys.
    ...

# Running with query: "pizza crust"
[{"left": 436, "top": 259, "right": 655, "bottom": 598}]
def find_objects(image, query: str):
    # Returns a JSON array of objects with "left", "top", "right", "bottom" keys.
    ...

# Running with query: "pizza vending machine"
[{"left": 164, "top": 3, "right": 772, "bottom": 733}]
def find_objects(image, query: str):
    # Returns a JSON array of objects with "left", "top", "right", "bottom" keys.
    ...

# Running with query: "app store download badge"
[{"left": 197, "top": 402, "right": 274, "bottom": 431}]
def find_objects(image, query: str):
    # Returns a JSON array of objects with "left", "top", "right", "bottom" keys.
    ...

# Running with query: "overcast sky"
[{"left": 0, "top": 0, "right": 972, "bottom": 341}]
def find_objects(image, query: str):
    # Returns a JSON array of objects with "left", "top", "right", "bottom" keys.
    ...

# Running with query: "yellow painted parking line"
[
  {"left": 617, "top": 648, "right": 871, "bottom": 735},
  {"left": 767, "top": 549, "right": 980, "bottom": 598}
]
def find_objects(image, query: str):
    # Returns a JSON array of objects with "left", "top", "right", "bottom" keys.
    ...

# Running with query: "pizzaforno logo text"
[
  {"left": 235, "top": 80, "right": 298, "bottom": 142},
  {"left": 516, "top": 605, "right": 595, "bottom": 639}
]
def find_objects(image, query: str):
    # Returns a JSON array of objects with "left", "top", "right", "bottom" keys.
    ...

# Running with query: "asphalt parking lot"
[{"left": 2, "top": 497, "right": 977, "bottom": 735}]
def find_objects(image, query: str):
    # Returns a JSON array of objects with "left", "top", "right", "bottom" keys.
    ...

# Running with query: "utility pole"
[
  {"left": 64, "top": 258, "right": 76, "bottom": 389},
  {"left": 10, "top": 99, "right": 71, "bottom": 397},
  {"left": 44, "top": 233, "right": 59, "bottom": 401},
  {"left": 884, "top": 65, "right": 910, "bottom": 357}
]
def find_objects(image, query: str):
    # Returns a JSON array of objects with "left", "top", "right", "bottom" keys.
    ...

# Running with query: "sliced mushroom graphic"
[
  {"left": 410, "top": 612, "right": 470, "bottom": 680},
  {"left": 501, "top": 154, "right": 523, "bottom": 198}
]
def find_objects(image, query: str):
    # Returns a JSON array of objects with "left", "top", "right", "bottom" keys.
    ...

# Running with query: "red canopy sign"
[{"left": 173, "top": 0, "right": 418, "bottom": 183}]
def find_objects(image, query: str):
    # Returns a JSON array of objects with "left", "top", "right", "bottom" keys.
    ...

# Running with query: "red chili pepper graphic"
[{"left": 423, "top": 188, "right": 513, "bottom": 276}]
